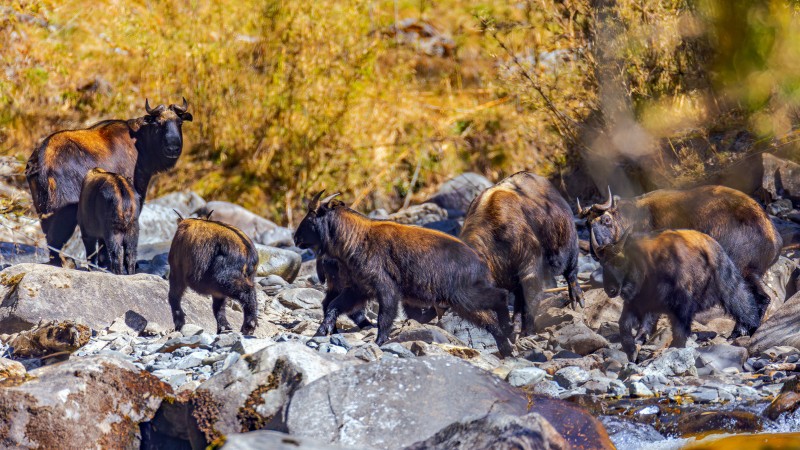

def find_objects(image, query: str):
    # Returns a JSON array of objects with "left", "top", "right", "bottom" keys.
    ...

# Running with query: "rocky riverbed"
[{"left": 3, "top": 169, "right": 800, "bottom": 449}]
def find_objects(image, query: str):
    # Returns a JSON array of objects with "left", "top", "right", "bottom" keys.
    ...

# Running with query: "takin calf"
[
  {"left": 461, "top": 172, "right": 583, "bottom": 335},
  {"left": 77, "top": 168, "right": 140, "bottom": 274},
  {"left": 294, "top": 191, "right": 514, "bottom": 356},
  {"left": 579, "top": 185, "right": 782, "bottom": 320},
  {"left": 168, "top": 216, "right": 258, "bottom": 335},
  {"left": 26, "top": 99, "right": 192, "bottom": 265},
  {"left": 595, "top": 229, "right": 761, "bottom": 362}
]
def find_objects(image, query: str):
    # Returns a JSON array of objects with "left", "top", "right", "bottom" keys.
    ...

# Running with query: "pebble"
[
  {"left": 506, "top": 367, "right": 547, "bottom": 387},
  {"left": 554, "top": 366, "right": 590, "bottom": 389}
]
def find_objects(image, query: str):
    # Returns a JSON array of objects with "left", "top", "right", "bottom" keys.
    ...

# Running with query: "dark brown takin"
[
  {"left": 595, "top": 229, "right": 761, "bottom": 362},
  {"left": 168, "top": 215, "right": 258, "bottom": 335},
  {"left": 293, "top": 191, "right": 514, "bottom": 357},
  {"left": 460, "top": 171, "right": 584, "bottom": 335},
  {"left": 579, "top": 185, "right": 782, "bottom": 321},
  {"left": 77, "top": 167, "right": 140, "bottom": 274},
  {"left": 26, "top": 99, "right": 192, "bottom": 265}
]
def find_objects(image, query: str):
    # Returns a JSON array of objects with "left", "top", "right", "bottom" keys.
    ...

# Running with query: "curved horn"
[
  {"left": 172, "top": 209, "right": 185, "bottom": 221},
  {"left": 593, "top": 186, "right": 614, "bottom": 211},
  {"left": 590, "top": 227, "right": 602, "bottom": 258},
  {"left": 576, "top": 197, "right": 586, "bottom": 216},
  {"left": 320, "top": 192, "right": 341, "bottom": 204},
  {"left": 308, "top": 190, "right": 325, "bottom": 212},
  {"left": 173, "top": 97, "right": 189, "bottom": 114},
  {"left": 145, "top": 98, "right": 165, "bottom": 116}
]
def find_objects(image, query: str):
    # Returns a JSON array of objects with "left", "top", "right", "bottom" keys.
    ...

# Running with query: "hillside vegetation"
[{"left": 2, "top": 0, "right": 799, "bottom": 223}]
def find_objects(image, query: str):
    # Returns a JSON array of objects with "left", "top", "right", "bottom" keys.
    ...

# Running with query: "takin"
[
  {"left": 460, "top": 172, "right": 583, "bottom": 335},
  {"left": 77, "top": 168, "right": 140, "bottom": 274},
  {"left": 293, "top": 191, "right": 514, "bottom": 356},
  {"left": 26, "top": 99, "right": 192, "bottom": 265},
  {"left": 168, "top": 215, "right": 258, "bottom": 335},
  {"left": 579, "top": 185, "right": 782, "bottom": 320},
  {"left": 316, "top": 255, "right": 437, "bottom": 334},
  {"left": 594, "top": 229, "right": 761, "bottom": 362}
]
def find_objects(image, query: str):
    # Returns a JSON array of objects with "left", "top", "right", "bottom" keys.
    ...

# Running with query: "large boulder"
[
  {"left": 0, "top": 263, "right": 250, "bottom": 335},
  {"left": 222, "top": 430, "right": 371, "bottom": 450},
  {"left": 285, "top": 355, "right": 613, "bottom": 450},
  {"left": 193, "top": 201, "right": 281, "bottom": 245},
  {"left": 404, "top": 412, "right": 569, "bottom": 450},
  {"left": 387, "top": 203, "right": 448, "bottom": 226},
  {"left": 148, "top": 190, "right": 206, "bottom": 216},
  {"left": 0, "top": 355, "right": 171, "bottom": 449},
  {"left": 187, "top": 342, "right": 353, "bottom": 447},
  {"left": 716, "top": 153, "right": 800, "bottom": 204},
  {"left": 425, "top": 173, "right": 493, "bottom": 215},
  {"left": 256, "top": 245, "right": 301, "bottom": 282},
  {"left": 749, "top": 291, "right": 800, "bottom": 354}
]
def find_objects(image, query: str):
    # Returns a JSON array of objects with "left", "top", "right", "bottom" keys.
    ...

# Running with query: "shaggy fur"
[
  {"left": 168, "top": 217, "right": 258, "bottom": 335},
  {"left": 598, "top": 229, "right": 760, "bottom": 362},
  {"left": 294, "top": 194, "right": 514, "bottom": 356},
  {"left": 26, "top": 100, "right": 192, "bottom": 265},
  {"left": 461, "top": 172, "right": 583, "bottom": 335},
  {"left": 77, "top": 168, "right": 140, "bottom": 274}
]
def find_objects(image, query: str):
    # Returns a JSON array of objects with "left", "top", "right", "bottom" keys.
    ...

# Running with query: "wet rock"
[
  {"left": 285, "top": 356, "right": 530, "bottom": 449},
  {"left": 256, "top": 245, "right": 302, "bottom": 282},
  {"left": 764, "top": 376, "right": 800, "bottom": 420},
  {"left": 642, "top": 348, "right": 698, "bottom": 377},
  {"left": 750, "top": 291, "right": 800, "bottom": 354},
  {"left": 549, "top": 322, "right": 609, "bottom": 355},
  {"left": 669, "top": 410, "right": 763, "bottom": 436},
  {"left": 554, "top": 366, "right": 590, "bottom": 390},
  {"left": 0, "top": 357, "right": 25, "bottom": 380},
  {"left": 404, "top": 412, "right": 569, "bottom": 450},
  {"left": 0, "top": 355, "right": 170, "bottom": 448},
  {"left": 425, "top": 172, "right": 493, "bottom": 215},
  {"left": 187, "top": 342, "right": 352, "bottom": 447},
  {"left": 222, "top": 430, "right": 370, "bottom": 450},
  {"left": 527, "top": 396, "right": 615, "bottom": 449},
  {"left": 0, "top": 264, "right": 248, "bottom": 336},
  {"left": 507, "top": 367, "right": 547, "bottom": 387},
  {"left": 276, "top": 288, "right": 323, "bottom": 310},
  {"left": 601, "top": 416, "right": 664, "bottom": 449},
  {"left": 6, "top": 320, "right": 90, "bottom": 357}
]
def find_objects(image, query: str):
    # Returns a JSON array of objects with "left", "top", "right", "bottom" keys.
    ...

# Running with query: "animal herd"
[{"left": 23, "top": 99, "right": 785, "bottom": 361}]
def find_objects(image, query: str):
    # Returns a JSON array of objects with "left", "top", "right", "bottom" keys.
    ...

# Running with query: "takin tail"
[{"left": 716, "top": 251, "right": 761, "bottom": 335}]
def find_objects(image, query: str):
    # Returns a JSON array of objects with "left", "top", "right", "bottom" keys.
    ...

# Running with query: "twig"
[{"left": 542, "top": 284, "right": 591, "bottom": 294}]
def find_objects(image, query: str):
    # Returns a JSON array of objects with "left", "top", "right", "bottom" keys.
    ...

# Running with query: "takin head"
[
  {"left": 137, "top": 98, "right": 193, "bottom": 161},
  {"left": 577, "top": 186, "right": 626, "bottom": 256},
  {"left": 592, "top": 227, "right": 638, "bottom": 300},
  {"left": 293, "top": 190, "right": 344, "bottom": 251}
]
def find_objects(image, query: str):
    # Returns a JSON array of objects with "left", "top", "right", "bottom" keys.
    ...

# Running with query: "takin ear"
[
  {"left": 178, "top": 112, "right": 193, "bottom": 122},
  {"left": 328, "top": 199, "right": 346, "bottom": 209}
]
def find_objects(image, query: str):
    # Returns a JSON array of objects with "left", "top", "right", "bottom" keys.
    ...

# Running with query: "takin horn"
[
  {"left": 576, "top": 197, "right": 587, "bottom": 217},
  {"left": 593, "top": 186, "right": 614, "bottom": 211},
  {"left": 308, "top": 190, "right": 326, "bottom": 212},
  {"left": 590, "top": 227, "right": 601, "bottom": 257},
  {"left": 145, "top": 99, "right": 166, "bottom": 116},
  {"left": 172, "top": 97, "right": 189, "bottom": 114},
  {"left": 320, "top": 192, "right": 341, "bottom": 204}
]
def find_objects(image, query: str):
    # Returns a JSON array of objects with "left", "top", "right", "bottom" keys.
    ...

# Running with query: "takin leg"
[
  {"left": 212, "top": 296, "right": 233, "bottom": 333},
  {"left": 619, "top": 304, "right": 639, "bottom": 362},
  {"left": 375, "top": 286, "right": 401, "bottom": 347},
  {"left": 564, "top": 260, "right": 585, "bottom": 309},
  {"left": 43, "top": 204, "right": 78, "bottom": 266},
  {"left": 80, "top": 233, "right": 99, "bottom": 268},
  {"left": 106, "top": 233, "right": 125, "bottom": 275},
  {"left": 123, "top": 226, "right": 138, "bottom": 275},
  {"left": 347, "top": 309, "right": 374, "bottom": 329},
  {"left": 668, "top": 310, "right": 692, "bottom": 349},
  {"left": 316, "top": 287, "right": 365, "bottom": 337},
  {"left": 519, "top": 274, "right": 544, "bottom": 336},
  {"left": 168, "top": 273, "right": 187, "bottom": 332},
  {"left": 745, "top": 273, "right": 772, "bottom": 322},
  {"left": 635, "top": 312, "right": 658, "bottom": 345},
  {"left": 235, "top": 288, "right": 258, "bottom": 335},
  {"left": 213, "top": 267, "right": 259, "bottom": 335}
]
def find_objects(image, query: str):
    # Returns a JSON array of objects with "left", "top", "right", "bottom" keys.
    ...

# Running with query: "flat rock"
[
  {"left": 549, "top": 322, "right": 609, "bottom": 355},
  {"left": 0, "top": 355, "right": 170, "bottom": 448},
  {"left": 0, "top": 264, "right": 246, "bottom": 335},
  {"left": 750, "top": 291, "right": 800, "bottom": 354},
  {"left": 276, "top": 288, "right": 323, "bottom": 310}
]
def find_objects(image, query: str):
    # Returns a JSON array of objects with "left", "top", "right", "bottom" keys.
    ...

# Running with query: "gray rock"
[
  {"left": 188, "top": 342, "right": 352, "bottom": 446},
  {"left": 231, "top": 336, "right": 275, "bottom": 355},
  {"left": 158, "top": 335, "right": 203, "bottom": 353},
  {"left": 750, "top": 291, "right": 800, "bottom": 354},
  {"left": 276, "top": 287, "right": 324, "bottom": 310},
  {"left": 0, "top": 355, "right": 170, "bottom": 448},
  {"left": 257, "top": 226, "right": 295, "bottom": 247},
  {"left": 348, "top": 343, "right": 383, "bottom": 362},
  {"left": 687, "top": 386, "right": 720, "bottom": 403},
  {"left": 549, "top": 322, "right": 609, "bottom": 355},
  {"left": 0, "top": 264, "right": 246, "bottom": 335},
  {"left": 388, "top": 324, "right": 464, "bottom": 346},
  {"left": 285, "top": 356, "right": 530, "bottom": 449},
  {"left": 194, "top": 201, "right": 280, "bottom": 243},
  {"left": 625, "top": 381, "right": 654, "bottom": 398},
  {"left": 259, "top": 274, "right": 289, "bottom": 287},
  {"left": 696, "top": 344, "right": 747, "bottom": 374},
  {"left": 387, "top": 203, "right": 448, "bottom": 226},
  {"left": 174, "top": 349, "right": 211, "bottom": 369},
  {"left": 222, "top": 430, "right": 372, "bottom": 450},
  {"left": 180, "top": 323, "right": 205, "bottom": 337},
  {"left": 148, "top": 190, "right": 206, "bottom": 216},
  {"left": 553, "top": 366, "right": 590, "bottom": 389},
  {"left": 152, "top": 368, "right": 189, "bottom": 386},
  {"left": 380, "top": 342, "right": 416, "bottom": 358},
  {"left": 642, "top": 348, "right": 698, "bottom": 377},
  {"left": 601, "top": 416, "right": 664, "bottom": 450},
  {"left": 530, "top": 380, "right": 561, "bottom": 398},
  {"left": 426, "top": 172, "right": 493, "bottom": 214},
  {"left": 439, "top": 310, "right": 497, "bottom": 353},
  {"left": 256, "top": 244, "right": 302, "bottom": 282},
  {"left": 583, "top": 378, "right": 627, "bottom": 397},
  {"left": 507, "top": 367, "right": 547, "bottom": 387},
  {"left": 318, "top": 343, "right": 348, "bottom": 354},
  {"left": 404, "top": 412, "right": 569, "bottom": 450}
]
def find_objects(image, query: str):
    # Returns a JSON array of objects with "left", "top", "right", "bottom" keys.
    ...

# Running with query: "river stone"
[
  {"left": 256, "top": 245, "right": 301, "bottom": 282},
  {"left": 439, "top": 310, "right": 497, "bottom": 353},
  {"left": 507, "top": 367, "right": 547, "bottom": 387},
  {"left": 187, "top": 342, "right": 353, "bottom": 447},
  {"left": 0, "top": 263, "right": 245, "bottom": 335},
  {"left": 696, "top": 344, "right": 747, "bottom": 374},
  {"left": 222, "top": 430, "right": 372, "bottom": 450},
  {"left": 553, "top": 366, "right": 590, "bottom": 389},
  {"left": 549, "top": 322, "right": 609, "bottom": 355},
  {"left": 764, "top": 376, "right": 800, "bottom": 420},
  {"left": 0, "top": 355, "right": 170, "bottom": 449},
  {"left": 276, "top": 288, "right": 324, "bottom": 310},
  {"left": 642, "top": 348, "right": 698, "bottom": 377},
  {"left": 285, "top": 356, "right": 529, "bottom": 449},
  {"left": 404, "top": 412, "right": 569, "bottom": 450},
  {"left": 750, "top": 291, "right": 800, "bottom": 354}
]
